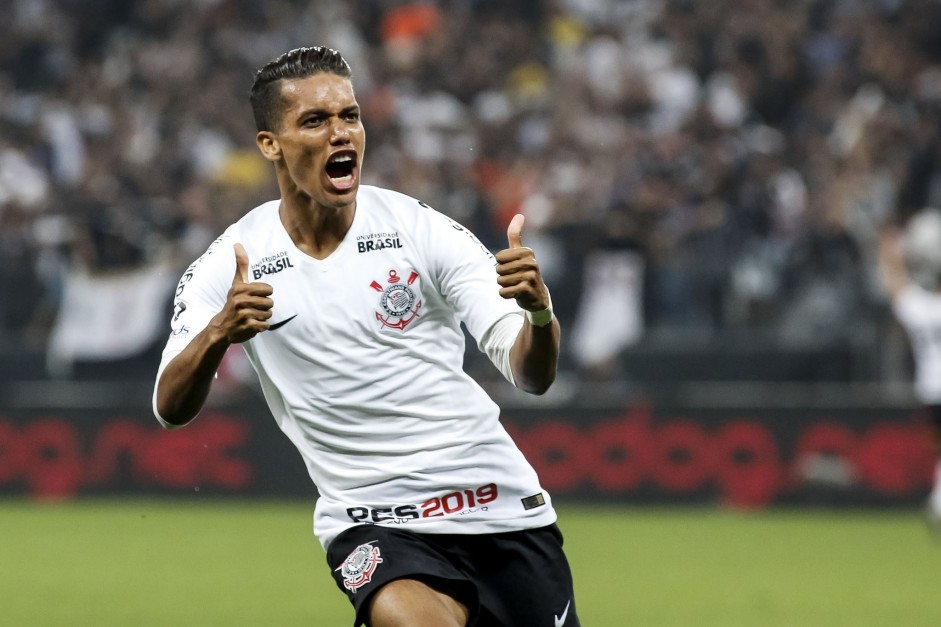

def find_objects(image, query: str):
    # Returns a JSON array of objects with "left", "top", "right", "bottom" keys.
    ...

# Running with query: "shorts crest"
[{"left": 336, "top": 541, "right": 384, "bottom": 593}]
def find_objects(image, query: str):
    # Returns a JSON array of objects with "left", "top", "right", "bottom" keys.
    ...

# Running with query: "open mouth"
[{"left": 325, "top": 153, "right": 357, "bottom": 189}]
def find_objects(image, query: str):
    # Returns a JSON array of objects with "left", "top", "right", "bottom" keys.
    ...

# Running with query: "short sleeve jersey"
[
  {"left": 154, "top": 185, "right": 556, "bottom": 549},
  {"left": 893, "top": 283, "right": 941, "bottom": 404}
]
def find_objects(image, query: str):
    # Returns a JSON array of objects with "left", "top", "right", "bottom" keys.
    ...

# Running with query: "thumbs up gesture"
[
  {"left": 495, "top": 214, "right": 551, "bottom": 313},
  {"left": 233, "top": 242, "right": 251, "bottom": 283},
  {"left": 214, "top": 243, "right": 274, "bottom": 343}
]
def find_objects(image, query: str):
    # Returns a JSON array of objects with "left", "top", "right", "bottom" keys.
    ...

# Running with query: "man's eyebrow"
[
  {"left": 295, "top": 107, "right": 329, "bottom": 119},
  {"left": 295, "top": 105, "right": 360, "bottom": 119}
]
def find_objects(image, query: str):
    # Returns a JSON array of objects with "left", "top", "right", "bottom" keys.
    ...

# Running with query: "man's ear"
[{"left": 256, "top": 131, "right": 281, "bottom": 162}]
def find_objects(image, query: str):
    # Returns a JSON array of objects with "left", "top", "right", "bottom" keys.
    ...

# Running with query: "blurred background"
[
  {"left": 3, "top": 0, "right": 941, "bottom": 623},
  {"left": 3, "top": 0, "right": 940, "bottom": 494},
  {"left": 0, "top": 0, "right": 941, "bottom": 504},
  {"left": 0, "top": 0, "right": 941, "bottom": 532},
  {"left": 3, "top": 0, "right": 941, "bottom": 382}
]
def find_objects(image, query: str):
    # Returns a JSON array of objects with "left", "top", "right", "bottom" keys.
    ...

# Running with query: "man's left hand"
[{"left": 495, "top": 214, "right": 550, "bottom": 312}]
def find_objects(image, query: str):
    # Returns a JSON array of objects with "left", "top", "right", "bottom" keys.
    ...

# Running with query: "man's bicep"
[{"left": 427, "top": 213, "right": 519, "bottom": 341}]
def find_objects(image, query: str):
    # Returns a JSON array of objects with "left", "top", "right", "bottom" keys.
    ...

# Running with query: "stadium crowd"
[{"left": 1, "top": 0, "right": 940, "bottom": 381}]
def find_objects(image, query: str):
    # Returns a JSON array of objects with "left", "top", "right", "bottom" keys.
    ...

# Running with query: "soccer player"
[
  {"left": 879, "top": 208, "right": 941, "bottom": 529},
  {"left": 152, "top": 46, "right": 579, "bottom": 627}
]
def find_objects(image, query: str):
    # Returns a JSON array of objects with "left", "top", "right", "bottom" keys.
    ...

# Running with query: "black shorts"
[{"left": 326, "top": 523, "right": 580, "bottom": 627}]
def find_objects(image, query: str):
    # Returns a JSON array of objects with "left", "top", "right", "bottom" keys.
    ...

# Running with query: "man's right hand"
[{"left": 213, "top": 243, "right": 274, "bottom": 344}]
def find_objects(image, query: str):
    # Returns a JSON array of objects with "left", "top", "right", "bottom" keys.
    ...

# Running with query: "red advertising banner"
[
  {"left": 0, "top": 387, "right": 934, "bottom": 506},
  {"left": 503, "top": 402, "right": 935, "bottom": 508}
]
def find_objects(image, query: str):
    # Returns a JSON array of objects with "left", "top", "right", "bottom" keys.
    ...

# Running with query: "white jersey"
[
  {"left": 154, "top": 185, "right": 556, "bottom": 549},
  {"left": 893, "top": 284, "right": 941, "bottom": 404}
]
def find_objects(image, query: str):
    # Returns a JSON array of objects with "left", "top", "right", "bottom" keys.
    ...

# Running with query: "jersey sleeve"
[
  {"left": 422, "top": 208, "right": 524, "bottom": 368},
  {"left": 152, "top": 229, "right": 239, "bottom": 425}
]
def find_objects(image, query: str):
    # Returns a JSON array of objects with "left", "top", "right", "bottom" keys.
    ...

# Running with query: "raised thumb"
[
  {"left": 507, "top": 214, "right": 525, "bottom": 249},
  {"left": 233, "top": 243, "right": 249, "bottom": 283}
]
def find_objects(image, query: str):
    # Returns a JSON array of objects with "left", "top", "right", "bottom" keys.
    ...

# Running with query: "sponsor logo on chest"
[
  {"left": 251, "top": 251, "right": 294, "bottom": 280},
  {"left": 357, "top": 231, "right": 403, "bottom": 253}
]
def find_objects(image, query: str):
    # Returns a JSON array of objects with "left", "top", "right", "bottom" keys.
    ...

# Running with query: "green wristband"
[{"left": 526, "top": 307, "right": 554, "bottom": 327}]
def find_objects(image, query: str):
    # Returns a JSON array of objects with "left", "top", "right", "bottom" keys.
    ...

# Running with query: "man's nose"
[{"left": 329, "top": 119, "right": 351, "bottom": 143}]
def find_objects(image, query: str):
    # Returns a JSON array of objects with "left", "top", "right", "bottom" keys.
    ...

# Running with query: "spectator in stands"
[
  {"left": 879, "top": 208, "right": 941, "bottom": 528},
  {"left": 2, "top": 0, "right": 941, "bottom": 385}
]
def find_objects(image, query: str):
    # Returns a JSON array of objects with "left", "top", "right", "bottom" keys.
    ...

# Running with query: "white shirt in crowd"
[{"left": 893, "top": 283, "right": 941, "bottom": 405}]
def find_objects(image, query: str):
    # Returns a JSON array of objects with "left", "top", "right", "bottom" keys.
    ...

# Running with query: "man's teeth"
[{"left": 327, "top": 154, "right": 355, "bottom": 184}]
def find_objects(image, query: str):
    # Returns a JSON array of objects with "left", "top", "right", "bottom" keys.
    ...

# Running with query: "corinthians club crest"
[
  {"left": 336, "top": 541, "right": 384, "bottom": 593},
  {"left": 370, "top": 269, "right": 423, "bottom": 331}
]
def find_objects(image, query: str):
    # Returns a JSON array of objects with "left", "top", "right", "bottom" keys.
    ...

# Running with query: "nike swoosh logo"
[
  {"left": 554, "top": 600, "right": 571, "bottom": 627},
  {"left": 269, "top": 314, "right": 297, "bottom": 331}
]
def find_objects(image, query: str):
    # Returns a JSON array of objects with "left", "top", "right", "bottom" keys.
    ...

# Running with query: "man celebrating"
[{"left": 153, "top": 46, "right": 579, "bottom": 626}]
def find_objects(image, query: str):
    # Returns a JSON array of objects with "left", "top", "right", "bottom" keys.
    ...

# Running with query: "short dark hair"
[{"left": 249, "top": 46, "right": 352, "bottom": 132}]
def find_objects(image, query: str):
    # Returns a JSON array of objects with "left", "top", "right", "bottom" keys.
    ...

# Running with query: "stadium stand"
[{"left": 1, "top": 0, "right": 940, "bottom": 388}]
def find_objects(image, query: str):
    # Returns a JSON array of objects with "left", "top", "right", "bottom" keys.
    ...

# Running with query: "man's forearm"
[
  {"left": 155, "top": 327, "right": 232, "bottom": 427},
  {"left": 509, "top": 317, "right": 560, "bottom": 395}
]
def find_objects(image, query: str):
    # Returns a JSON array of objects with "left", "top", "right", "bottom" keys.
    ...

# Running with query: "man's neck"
[{"left": 279, "top": 197, "right": 355, "bottom": 260}]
